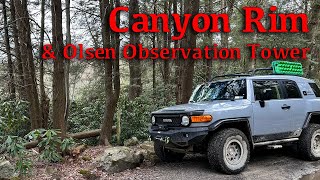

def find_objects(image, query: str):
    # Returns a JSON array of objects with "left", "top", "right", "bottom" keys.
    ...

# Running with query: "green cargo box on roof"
[{"left": 272, "top": 61, "right": 304, "bottom": 76}]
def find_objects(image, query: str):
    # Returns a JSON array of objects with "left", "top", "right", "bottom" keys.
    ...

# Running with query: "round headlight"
[
  {"left": 181, "top": 116, "right": 190, "bottom": 126},
  {"left": 151, "top": 116, "right": 156, "bottom": 125}
]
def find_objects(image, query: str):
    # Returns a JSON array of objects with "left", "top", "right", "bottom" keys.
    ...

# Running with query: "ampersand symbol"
[{"left": 42, "top": 44, "right": 56, "bottom": 60}]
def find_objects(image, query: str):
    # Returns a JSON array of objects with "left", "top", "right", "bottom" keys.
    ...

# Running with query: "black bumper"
[{"left": 149, "top": 126, "right": 209, "bottom": 147}]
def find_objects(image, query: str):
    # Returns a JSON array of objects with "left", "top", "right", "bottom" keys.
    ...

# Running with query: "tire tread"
[{"left": 207, "top": 128, "right": 250, "bottom": 174}]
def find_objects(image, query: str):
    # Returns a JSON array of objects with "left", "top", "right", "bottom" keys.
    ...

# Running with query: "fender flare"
[
  {"left": 208, "top": 117, "right": 253, "bottom": 147},
  {"left": 303, "top": 111, "right": 320, "bottom": 128}
]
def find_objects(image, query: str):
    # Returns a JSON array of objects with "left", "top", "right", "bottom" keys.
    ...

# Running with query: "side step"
[
  {"left": 254, "top": 138, "right": 299, "bottom": 147},
  {"left": 267, "top": 145, "right": 283, "bottom": 149}
]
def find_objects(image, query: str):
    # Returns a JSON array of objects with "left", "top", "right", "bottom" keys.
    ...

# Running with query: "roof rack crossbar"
[
  {"left": 208, "top": 62, "right": 303, "bottom": 82},
  {"left": 250, "top": 67, "right": 273, "bottom": 76},
  {"left": 210, "top": 73, "right": 251, "bottom": 81}
]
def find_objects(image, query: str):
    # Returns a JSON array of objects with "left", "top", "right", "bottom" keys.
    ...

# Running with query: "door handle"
[{"left": 281, "top": 104, "right": 291, "bottom": 110}]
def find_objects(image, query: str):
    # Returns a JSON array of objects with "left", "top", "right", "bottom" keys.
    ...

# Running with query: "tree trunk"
[
  {"left": 113, "top": 0, "right": 121, "bottom": 107},
  {"left": 39, "top": 0, "right": 49, "bottom": 129},
  {"left": 306, "top": 0, "right": 320, "bottom": 78},
  {"left": 128, "top": 0, "right": 142, "bottom": 100},
  {"left": 99, "top": 0, "right": 121, "bottom": 145},
  {"left": 10, "top": 0, "right": 25, "bottom": 100},
  {"left": 152, "top": 32, "right": 156, "bottom": 95},
  {"left": 219, "top": 0, "right": 235, "bottom": 73},
  {"left": 14, "top": 0, "right": 42, "bottom": 129},
  {"left": 163, "top": 0, "right": 170, "bottom": 88},
  {"left": 205, "top": 0, "right": 213, "bottom": 81},
  {"left": 2, "top": 0, "right": 16, "bottom": 99},
  {"left": 25, "top": 127, "right": 116, "bottom": 149},
  {"left": 152, "top": 0, "right": 158, "bottom": 96},
  {"left": 180, "top": 0, "right": 200, "bottom": 104},
  {"left": 65, "top": 0, "right": 71, "bottom": 123},
  {"left": 51, "top": 0, "right": 67, "bottom": 137},
  {"left": 175, "top": 0, "right": 183, "bottom": 104}
]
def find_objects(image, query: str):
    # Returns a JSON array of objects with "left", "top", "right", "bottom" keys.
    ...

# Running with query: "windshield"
[{"left": 189, "top": 79, "right": 247, "bottom": 103}]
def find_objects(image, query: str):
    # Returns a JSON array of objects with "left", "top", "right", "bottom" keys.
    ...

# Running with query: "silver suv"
[{"left": 149, "top": 63, "right": 320, "bottom": 174}]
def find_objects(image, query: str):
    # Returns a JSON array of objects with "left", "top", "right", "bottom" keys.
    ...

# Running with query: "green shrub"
[
  {"left": 1, "top": 129, "right": 75, "bottom": 175},
  {"left": 1, "top": 136, "right": 32, "bottom": 175},
  {"left": 0, "top": 100, "right": 30, "bottom": 138},
  {"left": 26, "top": 129, "right": 75, "bottom": 163},
  {"left": 116, "top": 87, "right": 175, "bottom": 144},
  {"left": 68, "top": 99, "right": 105, "bottom": 145},
  {"left": 68, "top": 82, "right": 176, "bottom": 145}
]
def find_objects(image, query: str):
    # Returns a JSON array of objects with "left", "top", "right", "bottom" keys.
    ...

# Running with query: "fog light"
[
  {"left": 181, "top": 116, "right": 190, "bottom": 126},
  {"left": 152, "top": 116, "right": 156, "bottom": 125}
]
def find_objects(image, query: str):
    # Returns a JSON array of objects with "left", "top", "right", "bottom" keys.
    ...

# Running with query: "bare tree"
[
  {"left": 51, "top": 0, "right": 67, "bottom": 137},
  {"left": 162, "top": 0, "right": 170, "bottom": 88},
  {"left": 65, "top": 0, "right": 71, "bottom": 122},
  {"left": 204, "top": 0, "right": 213, "bottom": 81},
  {"left": 14, "top": 0, "right": 42, "bottom": 129},
  {"left": 2, "top": 0, "right": 16, "bottom": 99},
  {"left": 39, "top": 0, "right": 49, "bottom": 128},
  {"left": 175, "top": 0, "right": 183, "bottom": 104},
  {"left": 128, "top": 0, "right": 142, "bottom": 100},
  {"left": 219, "top": 0, "right": 235, "bottom": 73},
  {"left": 306, "top": 0, "right": 320, "bottom": 78},
  {"left": 152, "top": 0, "right": 158, "bottom": 95},
  {"left": 10, "top": 0, "right": 25, "bottom": 100},
  {"left": 99, "top": 0, "right": 121, "bottom": 145},
  {"left": 180, "top": 0, "right": 200, "bottom": 103}
]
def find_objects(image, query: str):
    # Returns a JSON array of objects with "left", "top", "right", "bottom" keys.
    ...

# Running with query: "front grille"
[{"left": 155, "top": 115, "right": 182, "bottom": 127}]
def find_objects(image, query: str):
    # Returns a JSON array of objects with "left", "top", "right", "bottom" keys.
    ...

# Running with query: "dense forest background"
[{"left": 0, "top": 0, "right": 319, "bottom": 147}]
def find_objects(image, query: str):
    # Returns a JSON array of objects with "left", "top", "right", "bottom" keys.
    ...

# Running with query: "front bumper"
[{"left": 149, "top": 126, "right": 209, "bottom": 147}]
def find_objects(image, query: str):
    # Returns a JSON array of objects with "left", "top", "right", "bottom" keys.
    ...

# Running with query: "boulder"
[
  {"left": 124, "top": 137, "right": 139, "bottom": 146},
  {"left": 138, "top": 141, "right": 159, "bottom": 164},
  {"left": 95, "top": 146, "right": 143, "bottom": 173},
  {"left": 139, "top": 141, "right": 154, "bottom": 152},
  {"left": 0, "top": 158, "right": 15, "bottom": 180}
]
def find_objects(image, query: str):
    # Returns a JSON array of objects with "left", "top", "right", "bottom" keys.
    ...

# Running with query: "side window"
[
  {"left": 309, "top": 83, "right": 320, "bottom": 97},
  {"left": 283, "top": 80, "right": 302, "bottom": 99},
  {"left": 253, "top": 80, "right": 283, "bottom": 100}
]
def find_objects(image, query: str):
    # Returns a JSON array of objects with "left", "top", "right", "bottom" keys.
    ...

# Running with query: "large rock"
[
  {"left": 0, "top": 158, "right": 15, "bottom": 180},
  {"left": 138, "top": 141, "right": 159, "bottom": 164},
  {"left": 124, "top": 137, "right": 139, "bottom": 147},
  {"left": 95, "top": 146, "right": 143, "bottom": 173}
]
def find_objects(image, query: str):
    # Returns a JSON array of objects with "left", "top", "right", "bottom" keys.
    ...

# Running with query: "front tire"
[
  {"left": 298, "top": 124, "right": 320, "bottom": 161},
  {"left": 207, "top": 128, "right": 250, "bottom": 174},
  {"left": 154, "top": 141, "right": 185, "bottom": 162}
]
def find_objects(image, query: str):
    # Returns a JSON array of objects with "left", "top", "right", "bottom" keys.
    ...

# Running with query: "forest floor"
[{"left": 28, "top": 146, "right": 320, "bottom": 180}]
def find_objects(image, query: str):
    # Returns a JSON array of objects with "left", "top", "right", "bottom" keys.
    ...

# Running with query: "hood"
[{"left": 154, "top": 100, "right": 250, "bottom": 114}]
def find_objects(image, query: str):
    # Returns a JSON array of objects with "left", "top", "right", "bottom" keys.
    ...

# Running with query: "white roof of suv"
[
  {"left": 211, "top": 75, "right": 314, "bottom": 84},
  {"left": 246, "top": 75, "right": 314, "bottom": 83}
]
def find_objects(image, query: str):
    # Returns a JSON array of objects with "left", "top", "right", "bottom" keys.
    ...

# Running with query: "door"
[
  {"left": 280, "top": 80, "right": 306, "bottom": 131},
  {"left": 252, "top": 80, "right": 294, "bottom": 139}
]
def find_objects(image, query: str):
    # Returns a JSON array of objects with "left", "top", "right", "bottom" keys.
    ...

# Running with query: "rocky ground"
[
  {"left": 104, "top": 147, "right": 320, "bottom": 180},
  {"left": 2, "top": 142, "right": 320, "bottom": 180}
]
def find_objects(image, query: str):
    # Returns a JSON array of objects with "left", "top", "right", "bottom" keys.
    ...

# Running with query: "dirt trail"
[
  {"left": 31, "top": 146, "right": 320, "bottom": 180},
  {"left": 110, "top": 147, "right": 320, "bottom": 180}
]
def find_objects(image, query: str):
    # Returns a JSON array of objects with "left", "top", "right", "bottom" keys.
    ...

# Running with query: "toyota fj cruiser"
[{"left": 149, "top": 61, "right": 320, "bottom": 174}]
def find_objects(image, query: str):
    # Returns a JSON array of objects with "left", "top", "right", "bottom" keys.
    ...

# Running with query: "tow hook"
[{"left": 155, "top": 136, "right": 170, "bottom": 144}]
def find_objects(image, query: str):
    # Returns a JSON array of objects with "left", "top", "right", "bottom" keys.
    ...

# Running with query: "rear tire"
[
  {"left": 298, "top": 124, "right": 320, "bottom": 161},
  {"left": 207, "top": 128, "right": 250, "bottom": 174},
  {"left": 154, "top": 141, "right": 185, "bottom": 162}
]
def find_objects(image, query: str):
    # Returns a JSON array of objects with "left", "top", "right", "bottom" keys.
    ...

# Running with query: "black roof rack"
[
  {"left": 208, "top": 65, "right": 302, "bottom": 83},
  {"left": 210, "top": 73, "right": 251, "bottom": 81},
  {"left": 209, "top": 67, "right": 275, "bottom": 82},
  {"left": 249, "top": 67, "right": 273, "bottom": 76}
]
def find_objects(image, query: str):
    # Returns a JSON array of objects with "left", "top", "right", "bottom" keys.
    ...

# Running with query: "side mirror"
[{"left": 259, "top": 88, "right": 272, "bottom": 108}]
